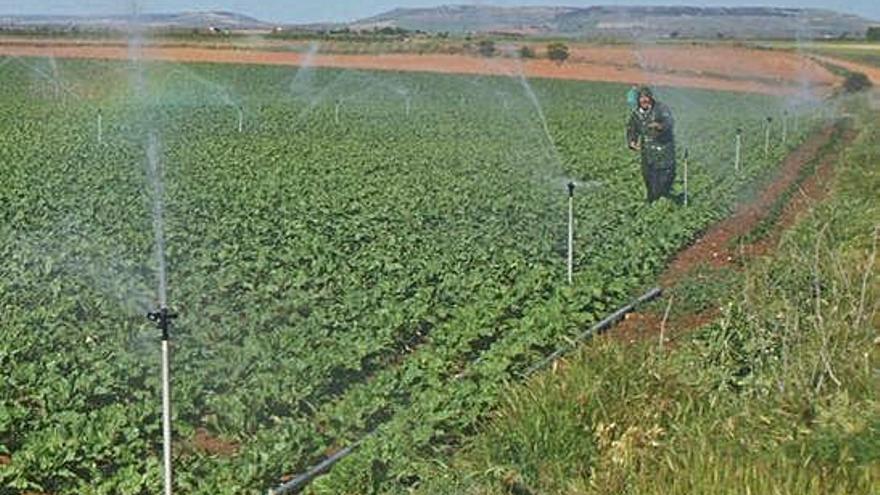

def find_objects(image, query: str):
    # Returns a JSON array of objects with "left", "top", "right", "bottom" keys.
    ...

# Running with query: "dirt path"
[
  {"left": 0, "top": 40, "right": 838, "bottom": 96},
  {"left": 613, "top": 120, "right": 856, "bottom": 343}
]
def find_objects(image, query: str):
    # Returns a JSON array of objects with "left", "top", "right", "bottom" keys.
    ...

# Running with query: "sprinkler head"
[
  {"left": 567, "top": 181, "right": 575, "bottom": 197},
  {"left": 736, "top": 127, "right": 742, "bottom": 135},
  {"left": 767, "top": 116, "right": 773, "bottom": 123},
  {"left": 147, "top": 306, "right": 178, "bottom": 341},
  {"left": 684, "top": 148, "right": 689, "bottom": 160}
]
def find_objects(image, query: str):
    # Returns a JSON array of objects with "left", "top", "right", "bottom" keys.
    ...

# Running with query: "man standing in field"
[{"left": 626, "top": 86, "right": 677, "bottom": 203}]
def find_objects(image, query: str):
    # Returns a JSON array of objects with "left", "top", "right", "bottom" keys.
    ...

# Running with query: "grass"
[{"left": 409, "top": 95, "right": 880, "bottom": 495}]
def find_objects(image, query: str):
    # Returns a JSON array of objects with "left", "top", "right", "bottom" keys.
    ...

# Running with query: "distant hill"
[
  {"left": 0, "top": 11, "right": 271, "bottom": 31},
  {"left": 354, "top": 5, "right": 875, "bottom": 39}
]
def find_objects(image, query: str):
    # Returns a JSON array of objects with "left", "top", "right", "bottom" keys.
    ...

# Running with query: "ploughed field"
[{"left": 0, "top": 56, "right": 822, "bottom": 493}]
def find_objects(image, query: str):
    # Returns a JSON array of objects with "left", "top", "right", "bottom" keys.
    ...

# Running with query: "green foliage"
[
  {"left": 866, "top": 26, "right": 880, "bottom": 41},
  {"left": 0, "top": 56, "right": 822, "bottom": 494},
  {"left": 656, "top": 264, "right": 740, "bottom": 317}
]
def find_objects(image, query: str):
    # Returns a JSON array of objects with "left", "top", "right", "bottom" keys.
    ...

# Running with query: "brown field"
[{"left": 0, "top": 38, "right": 840, "bottom": 96}]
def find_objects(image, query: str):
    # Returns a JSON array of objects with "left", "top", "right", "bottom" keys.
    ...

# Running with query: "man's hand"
[
  {"left": 647, "top": 122, "right": 663, "bottom": 131},
  {"left": 628, "top": 141, "right": 641, "bottom": 151}
]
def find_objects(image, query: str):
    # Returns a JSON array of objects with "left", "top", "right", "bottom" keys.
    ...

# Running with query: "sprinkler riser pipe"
[
  {"left": 782, "top": 113, "right": 788, "bottom": 145},
  {"left": 147, "top": 306, "right": 177, "bottom": 495},
  {"left": 162, "top": 339, "right": 172, "bottom": 495},
  {"left": 683, "top": 151, "right": 689, "bottom": 207},
  {"left": 568, "top": 196, "right": 573, "bottom": 285},
  {"left": 735, "top": 134, "right": 742, "bottom": 172},
  {"left": 567, "top": 182, "right": 575, "bottom": 285}
]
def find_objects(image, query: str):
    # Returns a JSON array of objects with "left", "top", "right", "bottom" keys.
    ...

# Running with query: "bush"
[
  {"left": 477, "top": 39, "right": 496, "bottom": 57},
  {"left": 546, "top": 42, "right": 569, "bottom": 64},
  {"left": 843, "top": 72, "right": 873, "bottom": 93},
  {"left": 866, "top": 26, "right": 880, "bottom": 41},
  {"left": 519, "top": 45, "right": 536, "bottom": 59}
]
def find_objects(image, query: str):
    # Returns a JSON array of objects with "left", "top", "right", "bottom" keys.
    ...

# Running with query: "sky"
[{"left": 1, "top": 0, "right": 877, "bottom": 24}]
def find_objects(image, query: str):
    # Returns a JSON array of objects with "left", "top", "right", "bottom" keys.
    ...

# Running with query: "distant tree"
[
  {"left": 519, "top": 45, "right": 536, "bottom": 59},
  {"left": 867, "top": 26, "right": 880, "bottom": 41},
  {"left": 477, "top": 39, "right": 496, "bottom": 57},
  {"left": 547, "top": 42, "right": 570, "bottom": 64}
]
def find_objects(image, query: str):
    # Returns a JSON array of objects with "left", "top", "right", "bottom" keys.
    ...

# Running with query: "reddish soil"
[
  {"left": 612, "top": 121, "right": 856, "bottom": 344},
  {"left": 661, "top": 126, "right": 836, "bottom": 286},
  {"left": 0, "top": 39, "right": 838, "bottom": 96},
  {"left": 189, "top": 428, "right": 239, "bottom": 457}
]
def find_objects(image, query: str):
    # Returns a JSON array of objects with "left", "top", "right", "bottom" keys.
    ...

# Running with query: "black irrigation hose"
[
  {"left": 266, "top": 286, "right": 662, "bottom": 495},
  {"left": 268, "top": 442, "right": 361, "bottom": 495},
  {"left": 520, "top": 286, "right": 662, "bottom": 378}
]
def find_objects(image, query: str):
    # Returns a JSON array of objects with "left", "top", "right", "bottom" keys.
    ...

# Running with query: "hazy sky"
[{"left": 1, "top": 1, "right": 878, "bottom": 23}]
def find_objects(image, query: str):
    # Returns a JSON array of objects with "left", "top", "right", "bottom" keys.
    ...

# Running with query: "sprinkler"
[
  {"left": 237, "top": 106, "right": 244, "bottom": 133},
  {"left": 764, "top": 116, "right": 773, "bottom": 158},
  {"left": 782, "top": 111, "right": 788, "bottom": 146},
  {"left": 334, "top": 99, "right": 341, "bottom": 125},
  {"left": 735, "top": 128, "right": 742, "bottom": 173},
  {"left": 683, "top": 148, "right": 689, "bottom": 207},
  {"left": 147, "top": 306, "right": 178, "bottom": 495},
  {"left": 97, "top": 108, "right": 103, "bottom": 145},
  {"left": 567, "top": 181, "right": 575, "bottom": 285}
]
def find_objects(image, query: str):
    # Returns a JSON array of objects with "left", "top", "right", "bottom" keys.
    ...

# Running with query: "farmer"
[{"left": 626, "top": 86, "right": 677, "bottom": 203}]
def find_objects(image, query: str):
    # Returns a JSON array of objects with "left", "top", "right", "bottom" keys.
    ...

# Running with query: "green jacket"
[{"left": 626, "top": 101, "right": 676, "bottom": 168}]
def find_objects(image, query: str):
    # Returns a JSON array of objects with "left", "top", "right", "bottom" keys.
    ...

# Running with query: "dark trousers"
[{"left": 641, "top": 145, "right": 676, "bottom": 203}]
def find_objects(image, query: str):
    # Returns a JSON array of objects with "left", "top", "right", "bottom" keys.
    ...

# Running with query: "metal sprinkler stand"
[
  {"left": 567, "top": 181, "right": 575, "bottom": 285},
  {"left": 735, "top": 128, "right": 742, "bottom": 173},
  {"left": 97, "top": 108, "right": 103, "bottom": 145},
  {"left": 683, "top": 148, "right": 689, "bottom": 207},
  {"left": 764, "top": 116, "right": 773, "bottom": 158},
  {"left": 147, "top": 306, "right": 178, "bottom": 495},
  {"left": 782, "top": 111, "right": 788, "bottom": 146}
]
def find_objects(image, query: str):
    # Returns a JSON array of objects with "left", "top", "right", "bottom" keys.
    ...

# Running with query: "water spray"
[
  {"left": 146, "top": 306, "right": 178, "bottom": 495},
  {"left": 567, "top": 182, "right": 575, "bottom": 285},
  {"left": 764, "top": 116, "right": 773, "bottom": 159},
  {"left": 735, "top": 128, "right": 742, "bottom": 173},
  {"left": 683, "top": 148, "right": 689, "bottom": 207}
]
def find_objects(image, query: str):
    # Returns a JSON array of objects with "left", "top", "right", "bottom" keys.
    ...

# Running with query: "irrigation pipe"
[
  {"left": 520, "top": 286, "right": 662, "bottom": 377},
  {"left": 268, "top": 443, "right": 361, "bottom": 495},
  {"left": 267, "top": 286, "right": 661, "bottom": 495}
]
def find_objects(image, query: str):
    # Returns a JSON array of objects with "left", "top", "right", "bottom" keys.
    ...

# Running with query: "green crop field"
[{"left": 0, "top": 56, "right": 826, "bottom": 494}]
